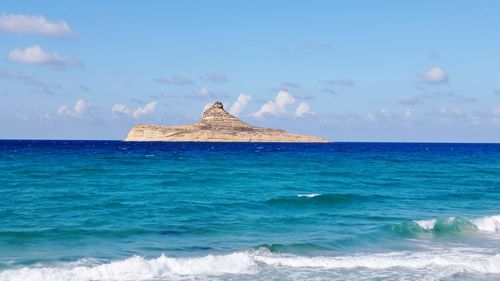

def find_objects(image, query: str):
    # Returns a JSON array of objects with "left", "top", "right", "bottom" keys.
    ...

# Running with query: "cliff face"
[{"left": 125, "top": 101, "right": 330, "bottom": 142}]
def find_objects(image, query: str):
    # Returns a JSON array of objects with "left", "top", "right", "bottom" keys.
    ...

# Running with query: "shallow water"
[{"left": 1, "top": 141, "right": 499, "bottom": 280}]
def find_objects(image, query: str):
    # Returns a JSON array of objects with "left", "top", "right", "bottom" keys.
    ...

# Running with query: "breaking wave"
[
  {"left": 2, "top": 248, "right": 500, "bottom": 281},
  {"left": 0, "top": 252, "right": 255, "bottom": 281},
  {"left": 392, "top": 215, "right": 500, "bottom": 235}
]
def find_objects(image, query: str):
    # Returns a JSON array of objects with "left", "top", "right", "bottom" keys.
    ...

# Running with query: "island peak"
[{"left": 125, "top": 101, "right": 330, "bottom": 142}]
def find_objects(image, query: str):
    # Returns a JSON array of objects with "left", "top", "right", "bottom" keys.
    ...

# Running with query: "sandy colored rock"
[{"left": 125, "top": 101, "right": 330, "bottom": 142}]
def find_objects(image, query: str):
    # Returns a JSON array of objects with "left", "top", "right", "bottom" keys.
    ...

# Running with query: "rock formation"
[{"left": 125, "top": 101, "right": 329, "bottom": 142}]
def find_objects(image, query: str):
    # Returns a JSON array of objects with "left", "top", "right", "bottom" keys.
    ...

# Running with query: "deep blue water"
[{"left": 1, "top": 140, "right": 500, "bottom": 281}]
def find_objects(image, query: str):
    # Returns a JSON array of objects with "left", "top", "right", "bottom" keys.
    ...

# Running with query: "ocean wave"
[
  {"left": 257, "top": 242, "right": 330, "bottom": 253},
  {"left": 1, "top": 248, "right": 500, "bottom": 281},
  {"left": 392, "top": 215, "right": 500, "bottom": 235},
  {"left": 266, "top": 193, "right": 380, "bottom": 207},
  {"left": 0, "top": 252, "right": 255, "bottom": 281},
  {"left": 254, "top": 248, "right": 500, "bottom": 273}
]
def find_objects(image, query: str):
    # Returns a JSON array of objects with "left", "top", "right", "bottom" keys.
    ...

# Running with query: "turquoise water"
[{"left": 1, "top": 140, "right": 500, "bottom": 280}]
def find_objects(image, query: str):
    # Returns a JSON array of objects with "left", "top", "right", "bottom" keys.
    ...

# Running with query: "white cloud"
[
  {"left": 420, "top": 67, "right": 448, "bottom": 84},
  {"left": 187, "top": 87, "right": 227, "bottom": 99},
  {"left": 438, "top": 107, "right": 465, "bottom": 118},
  {"left": 57, "top": 99, "right": 89, "bottom": 117},
  {"left": 253, "top": 91, "right": 295, "bottom": 117},
  {"left": 132, "top": 101, "right": 157, "bottom": 119},
  {"left": 378, "top": 108, "right": 392, "bottom": 118},
  {"left": 0, "top": 14, "right": 74, "bottom": 37},
  {"left": 9, "top": 45, "right": 80, "bottom": 67},
  {"left": 111, "top": 104, "right": 131, "bottom": 117},
  {"left": 404, "top": 108, "right": 413, "bottom": 119},
  {"left": 198, "top": 87, "right": 210, "bottom": 98},
  {"left": 365, "top": 108, "right": 394, "bottom": 122},
  {"left": 110, "top": 101, "right": 158, "bottom": 119},
  {"left": 295, "top": 102, "right": 311, "bottom": 117},
  {"left": 229, "top": 93, "right": 251, "bottom": 116}
]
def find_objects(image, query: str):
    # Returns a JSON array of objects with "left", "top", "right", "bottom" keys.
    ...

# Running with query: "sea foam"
[
  {"left": 0, "top": 252, "right": 254, "bottom": 281},
  {"left": 2, "top": 248, "right": 500, "bottom": 281}
]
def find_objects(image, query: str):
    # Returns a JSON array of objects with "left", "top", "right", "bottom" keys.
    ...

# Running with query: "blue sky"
[{"left": 1, "top": 0, "right": 499, "bottom": 142}]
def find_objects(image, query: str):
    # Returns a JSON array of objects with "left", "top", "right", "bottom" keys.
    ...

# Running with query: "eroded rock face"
[{"left": 125, "top": 101, "right": 330, "bottom": 142}]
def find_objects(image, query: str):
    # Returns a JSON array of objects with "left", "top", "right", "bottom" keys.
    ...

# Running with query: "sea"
[{"left": 1, "top": 140, "right": 500, "bottom": 281}]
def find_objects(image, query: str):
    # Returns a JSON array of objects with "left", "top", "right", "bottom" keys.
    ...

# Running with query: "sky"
[{"left": 0, "top": 0, "right": 499, "bottom": 142}]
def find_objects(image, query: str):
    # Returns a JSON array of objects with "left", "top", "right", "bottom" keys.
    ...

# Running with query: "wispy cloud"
[
  {"left": 253, "top": 91, "right": 295, "bottom": 117},
  {"left": 272, "top": 46, "right": 290, "bottom": 55},
  {"left": 322, "top": 88, "right": 337, "bottom": 95},
  {"left": 8, "top": 45, "right": 80, "bottom": 68},
  {"left": 79, "top": 85, "right": 91, "bottom": 92},
  {"left": 434, "top": 107, "right": 484, "bottom": 126},
  {"left": 427, "top": 51, "right": 440, "bottom": 59},
  {"left": 0, "top": 69, "right": 61, "bottom": 94},
  {"left": 455, "top": 95, "right": 478, "bottom": 103},
  {"left": 366, "top": 108, "right": 395, "bottom": 122},
  {"left": 193, "top": 87, "right": 210, "bottom": 98},
  {"left": 203, "top": 71, "right": 228, "bottom": 83},
  {"left": 229, "top": 93, "right": 251, "bottom": 116},
  {"left": 414, "top": 87, "right": 478, "bottom": 103},
  {"left": 154, "top": 75, "right": 195, "bottom": 86},
  {"left": 0, "top": 14, "right": 74, "bottom": 37},
  {"left": 438, "top": 107, "right": 466, "bottom": 119},
  {"left": 491, "top": 107, "right": 500, "bottom": 117},
  {"left": 187, "top": 87, "right": 228, "bottom": 99},
  {"left": 296, "top": 92, "right": 315, "bottom": 100},
  {"left": 321, "top": 78, "right": 355, "bottom": 87},
  {"left": 302, "top": 42, "right": 333, "bottom": 52},
  {"left": 397, "top": 96, "right": 420, "bottom": 105},
  {"left": 420, "top": 91, "right": 454, "bottom": 98},
  {"left": 273, "top": 81, "right": 301, "bottom": 92}
]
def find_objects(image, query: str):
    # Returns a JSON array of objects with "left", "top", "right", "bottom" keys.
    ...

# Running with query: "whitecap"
[
  {"left": 297, "top": 193, "right": 321, "bottom": 198},
  {"left": 472, "top": 215, "right": 500, "bottom": 232},
  {"left": 412, "top": 214, "right": 500, "bottom": 233},
  {"left": 414, "top": 219, "right": 437, "bottom": 230},
  {"left": 254, "top": 248, "right": 500, "bottom": 278}
]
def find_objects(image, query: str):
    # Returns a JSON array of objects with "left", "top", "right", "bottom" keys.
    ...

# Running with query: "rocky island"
[{"left": 125, "top": 101, "right": 329, "bottom": 142}]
